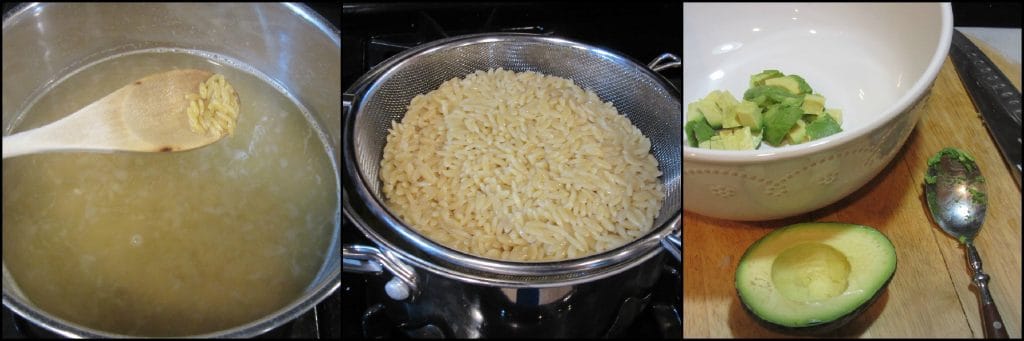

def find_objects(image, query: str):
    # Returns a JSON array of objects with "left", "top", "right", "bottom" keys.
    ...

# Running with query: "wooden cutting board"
[{"left": 682, "top": 34, "right": 1022, "bottom": 338}]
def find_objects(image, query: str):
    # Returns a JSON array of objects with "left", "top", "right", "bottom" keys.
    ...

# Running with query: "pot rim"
[
  {"left": 344, "top": 186, "right": 678, "bottom": 287},
  {"left": 1, "top": 273, "right": 340, "bottom": 338}
]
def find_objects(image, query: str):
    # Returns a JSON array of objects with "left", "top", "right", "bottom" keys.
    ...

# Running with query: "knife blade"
[{"left": 948, "top": 29, "right": 1022, "bottom": 188}]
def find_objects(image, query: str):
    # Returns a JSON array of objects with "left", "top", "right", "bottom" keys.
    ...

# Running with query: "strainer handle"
[
  {"left": 344, "top": 244, "right": 420, "bottom": 301},
  {"left": 648, "top": 53, "right": 681, "bottom": 72}
]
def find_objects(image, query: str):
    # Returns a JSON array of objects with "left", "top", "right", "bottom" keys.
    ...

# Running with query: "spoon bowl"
[
  {"left": 2, "top": 69, "right": 221, "bottom": 158},
  {"left": 924, "top": 149, "right": 987, "bottom": 241}
]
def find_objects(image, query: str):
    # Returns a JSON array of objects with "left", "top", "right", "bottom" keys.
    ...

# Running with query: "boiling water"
[{"left": 2, "top": 50, "right": 338, "bottom": 336}]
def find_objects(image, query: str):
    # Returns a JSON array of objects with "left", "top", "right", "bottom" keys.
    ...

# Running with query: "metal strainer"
[{"left": 343, "top": 33, "right": 680, "bottom": 288}]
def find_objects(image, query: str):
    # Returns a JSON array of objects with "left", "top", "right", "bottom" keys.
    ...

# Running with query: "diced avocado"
[
  {"left": 694, "top": 126, "right": 762, "bottom": 151},
  {"left": 697, "top": 97, "right": 724, "bottom": 128},
  {"left": 780, "top": 95, "right": 803, "bottom": 108},
  {"left": 765, "top": 75, "right": 814, "bottom": 95},
  {"left": 686, "top": 102, "right": 705, "bottom": 123},
  {"left": 765, "top": 77, "right": 802, "bottom": 95},
  {"left": 762, "top": 104, "right": 777, "bottom": 121},
  {"left": 686, "top": 101, "right": 707, "bottom": 147},
  {"left": 801, "top": 114, "right": 818, "bottom": 124},
  {"left": 699, "top": 135, "right": 725, "bottom": 149},
  {"left": 722, "top": 104, "right": 742, "bottom": 129},
  {"left": 716, "top": 126, "right": 759, "bottom": 150},
  {"left": 806, "top": 114, "right": 843, "bottom": 140},
  {"left": 762, "top": 104, "right": 780, "bottom": 125},
  {"left": 744, "top": 85, "right": 798, "bottom": 107},
  {"left": 719, "top": 131, "right": 740, "bottom": 150},
  {"left": 802, "top": 94, "right": 826, "bottom": 115},
  {"left": 733, "top": 101, "right": 763, "bottom": 131},
  {"left": 785, "top": 119, "right": 808, "bottom": 145},
  {"left": 685, "top": 122, "right": 697, "bottom": 147},
  {"left": 787, "top": 75, "right": 814, "bottom": 94},
  {"left": 712, "top": 90, "right": 741, "bottom": 109},
  {"left": 763, "top": 106, "right": 804, "bottom": 146},
  {"left": 685, "top": 117, "right": 716, "bottom": 147},
  {"left": 721, "top": 126, "right": 747, "bottom": 150},
  {"left": 747, "top": 94, "right": 768, "bottom": 107},
  {"left": 750, "top": 69, "right": 784, "bottom": 87},
  {"left": 825, "top": 108, "right": 843, "bottom": 125},
  {"left": 693, "top": 120, "right": 716, "bottom": 144},
  {"left": 691, "top": 69, "right": 841, "bottom": 151},
  {"left": 695, "top": 90, "right": 740, "bottom": 129},
  {"left": 736, "top": 223, "right": 896, "bottom": 333}
]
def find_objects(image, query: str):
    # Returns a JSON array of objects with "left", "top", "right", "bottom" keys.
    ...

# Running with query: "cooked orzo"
[
  {"left": 380, "top": 68, "right": 664, "bottom": 262},
  {"left": 186, "top": 74, "right": 240, "bottom": 136}
]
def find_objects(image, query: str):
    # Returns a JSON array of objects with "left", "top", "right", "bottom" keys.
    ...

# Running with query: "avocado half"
[{"left": 735, "top": 222, "right": 897, "bottom": 334}]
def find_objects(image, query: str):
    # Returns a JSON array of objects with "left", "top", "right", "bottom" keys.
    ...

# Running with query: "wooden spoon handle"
[
  {"left": 1, "top": 103, "right": 114, "bottom": 159},
  {"left": 2, "top": 127, "right": 70, "bottom": 158}
]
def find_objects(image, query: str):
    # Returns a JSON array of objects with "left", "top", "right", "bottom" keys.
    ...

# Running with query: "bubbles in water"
[{"left": 130, "top": 234, "right": 143, "bottom": 247}]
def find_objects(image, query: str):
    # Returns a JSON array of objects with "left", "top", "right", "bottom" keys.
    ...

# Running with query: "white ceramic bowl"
[{"left": 683, "top": 3, "right": 952, "bottom": 221}]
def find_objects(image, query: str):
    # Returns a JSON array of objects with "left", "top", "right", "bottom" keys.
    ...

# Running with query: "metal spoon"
[{"left": 924, "top": 148, "right": 1008, "bottom": 339}]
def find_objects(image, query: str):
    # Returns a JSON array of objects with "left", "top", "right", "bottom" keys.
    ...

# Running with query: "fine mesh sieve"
[{"left": 344, "top": 33, "right": 680, "bottom": 284}]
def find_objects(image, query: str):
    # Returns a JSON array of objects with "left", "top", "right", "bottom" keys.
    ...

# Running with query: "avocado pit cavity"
[{"left": 771, "top": 242, "right": 851, "bottom": 302}]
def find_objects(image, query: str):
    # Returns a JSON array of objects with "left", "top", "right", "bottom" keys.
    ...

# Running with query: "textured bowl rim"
[{"left": 682, "top": 3, "right": 953, "bottom": 163}]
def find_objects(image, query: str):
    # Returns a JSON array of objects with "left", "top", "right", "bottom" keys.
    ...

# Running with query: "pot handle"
[
  {"left": 344, "top": 244, "right": 419, "bottom": 301},
  {"left": 659, "top": 214, "right": 681, "bottom": 262},
  {"left": 648, "top": 53, "right": 681, "bottom": 72}
]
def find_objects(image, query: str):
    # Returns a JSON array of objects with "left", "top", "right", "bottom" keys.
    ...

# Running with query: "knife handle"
[{"left": 966, "top": 242, "right": 1009, "bottom": 338}]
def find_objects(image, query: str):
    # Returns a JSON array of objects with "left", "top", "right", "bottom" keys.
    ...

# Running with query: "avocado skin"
[
  {"left": 738, "top": 270, "right": 894, "bottom": 335},
  {"left": 734, "top": 222, "right": 897, "bottom": 335}
]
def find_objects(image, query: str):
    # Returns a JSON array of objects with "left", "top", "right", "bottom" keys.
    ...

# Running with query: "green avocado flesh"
[
  {"left": 928, "top": 147, "right": 977, "bottom": 173},
  {"left": 686, "top": 70, "right": 842, "bottom": 150},
  {"left": 735, "top": 223, "right": 897, "bottom": 331}
]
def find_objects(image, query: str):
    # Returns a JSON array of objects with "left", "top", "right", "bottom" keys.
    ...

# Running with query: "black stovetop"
[
  {"left": 343, "top": 2, "right": 682, "bottom": 93},
  {"left": 0, "top": 3, "right": 340, "bottom": 339},
  {"left": 342, "top": 2, "right": 681, "bottom": 338}
]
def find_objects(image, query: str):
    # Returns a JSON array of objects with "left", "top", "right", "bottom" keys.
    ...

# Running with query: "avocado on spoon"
[{"left": 923, "top": 147, "right": 1008, "bottom": 339}]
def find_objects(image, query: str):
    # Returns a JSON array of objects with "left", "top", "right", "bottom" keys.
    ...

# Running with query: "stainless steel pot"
[
  {"left": 342, "top": 33, "right": 681, "bottom": 337},
  {"left": 1, "top": 3, "right": 341, "bottom": 337}
]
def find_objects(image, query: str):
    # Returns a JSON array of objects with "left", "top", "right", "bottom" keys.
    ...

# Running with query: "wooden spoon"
[{"left": 2, "top": 69, "right": 224, "bottom": 159}]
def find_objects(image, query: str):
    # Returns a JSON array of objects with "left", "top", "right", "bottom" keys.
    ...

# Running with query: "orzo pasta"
[{"left": 380, "top": 68, "right": 664, "bottom": 262}]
